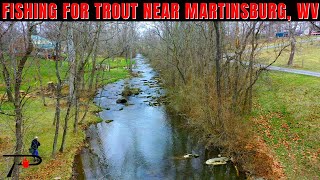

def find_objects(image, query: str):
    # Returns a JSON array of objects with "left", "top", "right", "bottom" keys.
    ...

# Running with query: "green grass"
[
  {"left": 258, "top": 39, "right": 320, "bottom": 72},
  {"left": 0, "top": 57, "right": 129, "bottom": 179},
  {"left": 0, "top": 97, "right": 103, "bottom": 179},
  {"left": 252, "top": 71, "right": 320, "bottom": 179},
  {"left": 96, "top": 57, "right": 136, "bottom": 69},
  {"left": 0, "top": 56, "right": 134, "bottom": 92},
  {"left": 0, "top": 58, "right": 67, "bottom": 92},
  {"left": 258, "top": 35, "right": 318, "bottom": 48}
]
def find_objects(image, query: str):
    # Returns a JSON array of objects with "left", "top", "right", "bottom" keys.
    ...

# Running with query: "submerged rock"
[
  {"left": 122, "top": 87, "right": 141, "bottom": 96},
  {"left": 116, "top": 98, "right": 127, "bottom": 104},
  {"left": 183, "top": 153, "right": 199, "bottom": 158},
  {"left": 105, "top": 120, "right": 114, "bottom": 123},
  {"left": 152, "top": 102, "right": 159, "bottom": 106}
]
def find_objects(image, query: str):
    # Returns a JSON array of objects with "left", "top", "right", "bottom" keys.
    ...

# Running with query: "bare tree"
[
  {"left": 0, "top": 22, "right": 40, "bottom": 180},
  {"left": 59, "top": 22, "right": 75, "bottom": 152},
  {"left": 67, "top": 22, "right": 76, "bottom": 103},
  {"left": 0, "top": 22, "right": 15, "bottom": 103},
  {"left": 287, "top": 22, "right": 298, "bottom": 66},
  {"left": 141, "top": 22, "right": 289, "bottom": 167},
  {"left": 52, "top": 22, "right": 63, "bottom": 157},
  {"left": 213, "top": 22, "right": 223, "bottom": 129}
]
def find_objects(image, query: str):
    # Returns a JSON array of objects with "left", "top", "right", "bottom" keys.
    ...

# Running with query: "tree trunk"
[
  {"left": 12, "top": 23, "right": 34, "bottom": 180},
  {"left": 0, "top": 22, "right": 15, "bottom": 102},
  {"left": 243, "top": 22, "right": 259, "bottom": 113},
  {"left": 0, "top": 59, "right": 14, "bottom": 102},
  {"left": 287, "top": 22, "right": 298, "bottom": 66},
  {"left": 52, "top": 60, "right": 61, "bottom": 157},
  {"left": 130, "top": 50, "right": 133, "bottom": 72},
  {"left": 59, "top": 100, "right": 72, "bottom": 152},
  {"left": 13, "top": 102, "right": 23, "bottom": 180},
  {"left": 213, "top": 22, "right": 223, "bottom": 128},
  {"left": 67, "top": 22, "right": 76, "bottom": 104},
  {"left": 89, "top": 23, "right": 101, "bottom": 90},
  {"left": 287, "top": 37, "right": 296, "bottom": 66},
  {"left": 232, "top": 22, "right": 240, "bottom": 112},
  {"left": 36, "top": 58, "right": 46, "bottom": 106},
  {"left": 82, "top": 23, "right": 102, "bottom": 123},
  {"left": 59, "top": 23, "right": 76, "bottom": 151},
  {"left": 88, "top": 52, "right": 97, "bottom": 90},
  {"left": 52, "top": 23, "right": 63, "bottom": 157},
  {"left": 73, "top": 83, "right": 79, "bottom": 133}
]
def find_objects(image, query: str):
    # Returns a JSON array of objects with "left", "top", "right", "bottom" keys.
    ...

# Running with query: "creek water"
[{"left": 74, "top": 54, "right": 243, "bottom": 180}]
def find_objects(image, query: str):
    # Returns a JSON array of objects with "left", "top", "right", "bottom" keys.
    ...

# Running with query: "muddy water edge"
[{"left": 72, "top": 54, "right": 245, "bottom": 180}]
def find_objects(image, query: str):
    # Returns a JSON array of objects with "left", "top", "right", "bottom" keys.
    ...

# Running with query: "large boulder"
[{"left": 205, "top": 155, "right": 230, "bottom": 165}]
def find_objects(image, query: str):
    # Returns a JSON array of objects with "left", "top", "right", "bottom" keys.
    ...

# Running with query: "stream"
[{"left": 74, "top": 54, "right": 244, "bottom": 180}]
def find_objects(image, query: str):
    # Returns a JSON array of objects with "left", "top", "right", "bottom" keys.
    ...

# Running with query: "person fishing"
[{"left": 30, "top": 136, "right": 41, "bottom": 162}]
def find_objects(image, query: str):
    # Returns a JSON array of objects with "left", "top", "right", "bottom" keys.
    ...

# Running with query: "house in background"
[
  {"left": 275, "top": 32, "right": 289, "bottom": 38},
  {"left": 9, "top": 35, "right": 57, "bottom": 59},
  {"left": 310, "top": 31, "right": 320, "bottom": 36},
  {"left": 31, "top": 35, "right": 56, "bottom": 59}
]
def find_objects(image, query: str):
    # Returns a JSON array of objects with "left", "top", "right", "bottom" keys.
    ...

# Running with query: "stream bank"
[{"left": 73, "top": 54, "right": 244, "bottom": 179}]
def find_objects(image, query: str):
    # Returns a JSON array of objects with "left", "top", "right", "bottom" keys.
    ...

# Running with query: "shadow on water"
[{"left": 74, "top": 54, "right": 245, "bottom": 180}]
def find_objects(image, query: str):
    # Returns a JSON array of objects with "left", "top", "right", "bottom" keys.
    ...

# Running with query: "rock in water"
[
  {"left": 116, "top": 98, "right": 127, "bottom": 103},
  {"left": 205, "top": 156, "right": 230, "bottom": 165},
  {"left": 105, "top": 120, "right": 114, "bottom": 123},
  {"left": 205, "top": 160, "right": 227, "bottom": 165},
  {"left": 183, "top": 153, "right": 199, "bottom": 158}
]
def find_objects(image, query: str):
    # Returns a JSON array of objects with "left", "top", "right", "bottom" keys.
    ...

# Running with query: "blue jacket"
[{"left": 31, "top": 139, "right": 40, "bottom": 150}]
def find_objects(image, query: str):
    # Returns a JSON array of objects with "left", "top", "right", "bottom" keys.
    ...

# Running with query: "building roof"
[{"left": 31, "top": 35, "right": 55, "bottom": 50}]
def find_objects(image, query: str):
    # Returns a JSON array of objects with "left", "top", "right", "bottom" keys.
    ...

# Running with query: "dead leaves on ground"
[{"left": 252, "top": 111, "right": 320, "bottom": 179}]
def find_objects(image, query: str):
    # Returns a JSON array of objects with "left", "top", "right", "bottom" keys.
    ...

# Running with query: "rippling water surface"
[{"left": 76, "top": 54, "right": 243, "bottom": 180}]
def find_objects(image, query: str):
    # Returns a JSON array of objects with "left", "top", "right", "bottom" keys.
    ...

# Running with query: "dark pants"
[{"left": 32, "top": 149, "right": 39, "bottom": 156}]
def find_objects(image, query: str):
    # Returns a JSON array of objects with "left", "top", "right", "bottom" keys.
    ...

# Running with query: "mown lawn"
[
  {"left": 258, "top": 38, "right": 320, "bottom": 72},
  {"left": 252, "top": 71, "right": 320, "bottom": 179},
  {"left": 0, "top": 56, "right": 133, "bottom": 92},
  {"left": 0, "top": 57, "right": 130, "bottom": 179},
  {"left": 258, "top": 35, "right": 318, "bottom": 48}
]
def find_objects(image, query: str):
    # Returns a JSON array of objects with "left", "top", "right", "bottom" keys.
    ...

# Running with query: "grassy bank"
[
  {"left": 0, "top": 56, "right": 134, "bottom": 92},
  {"left": 252, "top": 71, "right": 320, "bottom": 179},
  {"left": 258, "top": 38, "right": 320, "bottom": 72},
  {"left": 0, "top": 57, "right": 131, "bottom": 179},
  {"left": 156, "top": 67, "right": 319, "bottom": 178},
  {"left": 96, "top": 57, "right": 136, "bottom": 69},
  {"left": 258, "top": 35, "right": 318, "bottom": 49}
]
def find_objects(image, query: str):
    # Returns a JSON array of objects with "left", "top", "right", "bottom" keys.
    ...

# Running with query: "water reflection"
[{"left": 77, "top": 54, "right": 243, "bottom": 180}]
